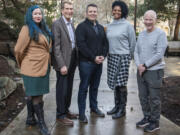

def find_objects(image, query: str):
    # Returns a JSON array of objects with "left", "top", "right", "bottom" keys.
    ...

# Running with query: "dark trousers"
[
  {"left": 137, "top": 69, "right": 164, "bottom": 122},
  {"left": 56, "top": 50, "right": 77, "bottom": 118},
  {"left": 78, "top": 61, "right": 102, "bottom": 116}
]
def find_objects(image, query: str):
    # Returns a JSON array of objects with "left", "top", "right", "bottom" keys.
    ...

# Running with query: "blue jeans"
[{"left": 78, "top": 61, "right": 102, "bottom": 117}]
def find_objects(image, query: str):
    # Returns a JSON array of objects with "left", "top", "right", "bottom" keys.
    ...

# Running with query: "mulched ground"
[
  {"left": 0, "top": 84, "right": 26, "bottom": 132},
  {"left": 0, "top": 56, "right": 26, "bottom": 132},
  {"left": 161, "top": 76, "right": 180, "bottom": 126}
]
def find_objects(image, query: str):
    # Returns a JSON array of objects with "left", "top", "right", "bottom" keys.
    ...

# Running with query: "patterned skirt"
[{"left": 107, "top": 54, "right": 131, "bottom": 90}]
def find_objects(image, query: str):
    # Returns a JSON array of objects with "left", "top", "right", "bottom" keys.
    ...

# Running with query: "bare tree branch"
[
  {"left": 2, "top": 0, "right": 8, "bottom": 14},
  {"left": 10, "top": 0, "right": 25, "bottom": 14}
]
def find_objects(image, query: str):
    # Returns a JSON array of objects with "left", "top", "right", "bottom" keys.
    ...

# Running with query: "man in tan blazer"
[{"left": 51, "top": 1, "right": 78, "bottom": 126}]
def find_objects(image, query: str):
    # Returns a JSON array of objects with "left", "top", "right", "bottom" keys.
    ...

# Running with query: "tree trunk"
[
  {"left": 134, "top": 0, "right": 137, "bottom": 33},
  {"left": 173, "top": 6, "right": 180, "bottom": 41},
  {"left": 168, "top": 19, "right": 176, "bottom": 40}
]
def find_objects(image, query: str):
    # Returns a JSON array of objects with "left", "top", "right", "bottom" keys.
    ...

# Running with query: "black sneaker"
[
  {"left": 91, "top": 108, "right": 105, "bottom": 117},
  {"left": 144, "top": 121, "right": 160, "bottom": 132},
  {"left": 79, "top": 115, "right": 88, "bottom": 123},
  {"left": 136, "top": 117, "right": 149, "bottom": 128}
]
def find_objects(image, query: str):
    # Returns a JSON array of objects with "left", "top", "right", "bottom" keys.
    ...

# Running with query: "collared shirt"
[
  {"left": 62, "top": 16, "right": 75, "bottom": 49},
  {"left": 93, "top": 24, "right": 99, "bottom": 35}
]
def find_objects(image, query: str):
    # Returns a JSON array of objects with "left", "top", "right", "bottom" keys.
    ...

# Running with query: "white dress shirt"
[{"left": 63, "top": 16, "right": 75, "bottom": 49}]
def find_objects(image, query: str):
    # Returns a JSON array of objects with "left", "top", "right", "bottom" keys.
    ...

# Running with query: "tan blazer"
[
  {"left": 14, "top": 25, "right": 52, "bottom": 77},
  {"left": 51, "top": 17, "right": 77, "bottom": 71}
]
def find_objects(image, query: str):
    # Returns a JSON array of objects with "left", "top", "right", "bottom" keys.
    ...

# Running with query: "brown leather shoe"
[
  {"left": 67, "top": 112, "right": 78, "bottom": 119},
  {"left": 56, "top": 117, "right": 74, "bottom": 126}
]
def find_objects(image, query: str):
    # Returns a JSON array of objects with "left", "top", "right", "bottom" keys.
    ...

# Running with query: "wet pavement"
[{"left": 0, "top": 57, "right": 180, "bottom": 135}]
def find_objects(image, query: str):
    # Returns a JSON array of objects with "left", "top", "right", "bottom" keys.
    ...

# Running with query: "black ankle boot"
[
  {"left": 33, "top": 102, "right": 50, "bottom": 135},
  {"left": 107, "top": 88, "right": 121, "bottom": 115},
  {"left": 26, "top": 98, "right": 37, "bottom": 126},
  {"left": 112, "top": 89, "right": 127, "bottom": 119}
]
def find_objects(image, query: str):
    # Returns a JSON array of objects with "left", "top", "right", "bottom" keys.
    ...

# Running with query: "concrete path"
[{"left": 0, "top": 57, "right": 180, "bottom": 135}]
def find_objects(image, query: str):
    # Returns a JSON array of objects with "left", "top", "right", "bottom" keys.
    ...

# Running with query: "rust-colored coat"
[{"left": 14, "top": 25, "right": 52, "bottom": 77}]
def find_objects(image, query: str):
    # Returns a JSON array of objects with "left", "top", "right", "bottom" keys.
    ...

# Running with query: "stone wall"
[
  {"left": 0, "top": 77, "right": 17, "bottom": 100},
  {"left": 0, "top": 55, "right": 20, "bottom": 101},
  {"left": 0, "top": 21, "right": 20, "bottom": 101},
  {"left": 0, "top": 41, "right": 15, "bottom": 56}
]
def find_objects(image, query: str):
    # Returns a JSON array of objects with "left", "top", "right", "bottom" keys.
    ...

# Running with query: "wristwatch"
[{"left": 143, "top": 64, "right": 147, "bottom": 69}]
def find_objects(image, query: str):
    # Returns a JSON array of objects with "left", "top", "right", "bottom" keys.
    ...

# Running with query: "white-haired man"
[{"left": 134, "top": 10, "right": 167, "bottom": 132}]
